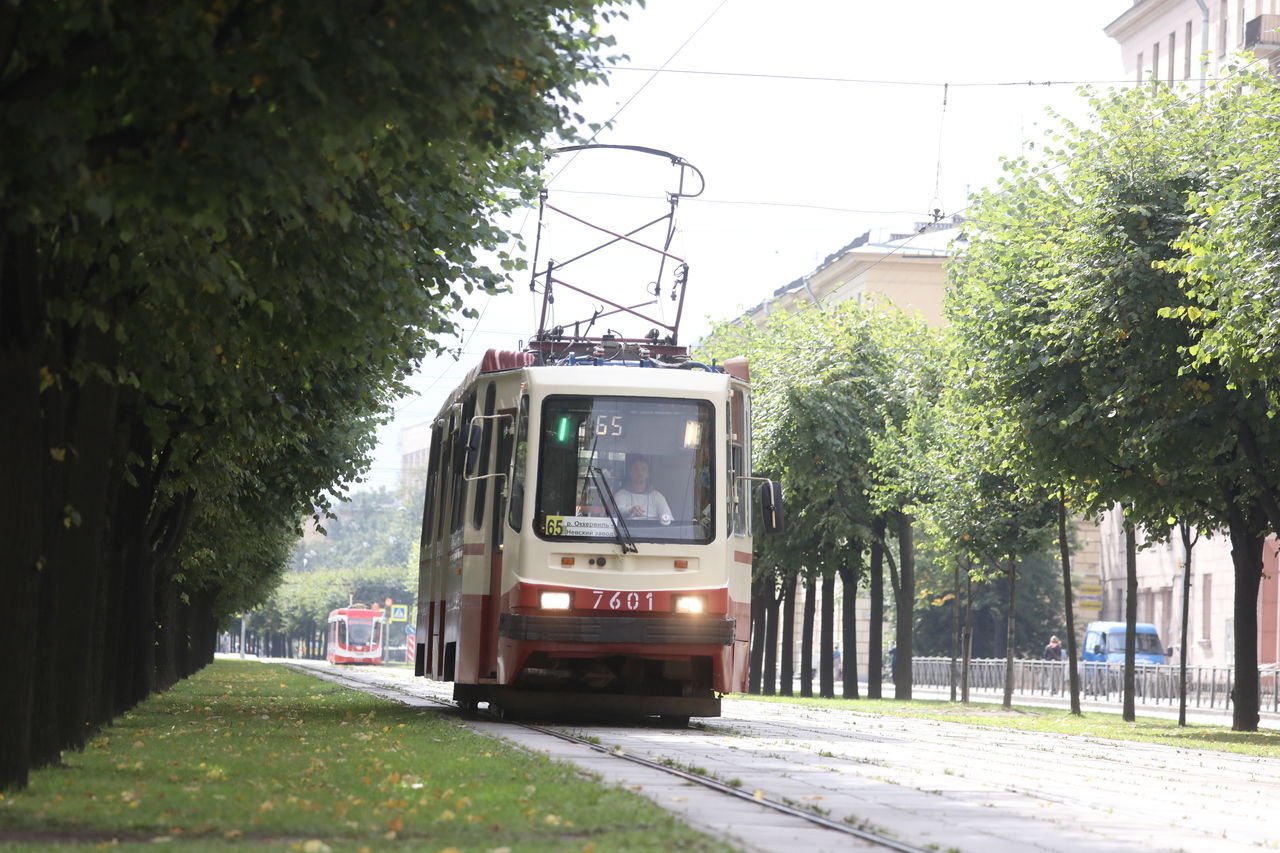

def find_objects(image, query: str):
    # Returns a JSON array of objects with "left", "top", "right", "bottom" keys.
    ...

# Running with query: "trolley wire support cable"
[{"left": 284, "top": 662, "right": 935, "bottom": 853}]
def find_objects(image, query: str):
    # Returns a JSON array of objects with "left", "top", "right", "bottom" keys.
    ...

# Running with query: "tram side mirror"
[
  {"left": 759, "top": 480, "right": 784, "bottom": 534},
  {"left": 463, "top": 423, "right": 484, "bottom": 476}
]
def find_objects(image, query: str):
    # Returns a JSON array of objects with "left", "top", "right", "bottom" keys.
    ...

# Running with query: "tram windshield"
[
  {"left": 536, "top": 395, "right": 714, "bottom": 544},
  {"left": 344, "top": 618, "right": 379, "bottom": 647}
]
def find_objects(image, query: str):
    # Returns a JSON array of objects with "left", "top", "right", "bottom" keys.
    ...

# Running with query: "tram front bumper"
[{"left": 499, "top": 613, "right": 735, "bottom": 646}]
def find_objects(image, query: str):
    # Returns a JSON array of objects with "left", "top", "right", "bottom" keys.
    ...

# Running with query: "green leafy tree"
[
  {"left": 295, "top": 486, "right": 424, "bottom": 573},
  {"left": 701, "top": 300, "right": 937, "bottom": 698},
  {"left": 948, "top": 80, "right": 1280, "bottom": 730},
  {"left": 916, "top": 373, "right": 1057, "bottom": 707},
  {"left": 864, "top": 307, "right": 947, "bottom": 700},
  {"left": 0, "top": 0, "right": 630, "bottom": 788}
]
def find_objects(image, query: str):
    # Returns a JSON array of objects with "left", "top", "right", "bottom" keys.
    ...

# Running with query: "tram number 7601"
[{"left": 591, "top": 590, "right": 655, "bottom": 611}]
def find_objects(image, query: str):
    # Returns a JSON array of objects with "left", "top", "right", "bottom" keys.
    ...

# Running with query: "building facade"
[
  {"left": 1105, "top": 0, "right": 1280, "bottom": 85},
  {"left": 744, "top": 220, "right": 958, "bottom": 330}
]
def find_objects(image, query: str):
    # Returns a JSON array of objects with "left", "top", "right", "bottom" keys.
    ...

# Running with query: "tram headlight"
[
  {"left": 540, "top": 591, "right": 572, "bottom": 610},
  {"left": 673, "top": 595, "right": 706, "bottom": 615}
]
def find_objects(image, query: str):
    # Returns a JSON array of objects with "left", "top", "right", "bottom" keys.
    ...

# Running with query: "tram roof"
[
  {"left": 434, "top": 349, "right": 748, "bottom": 423},
  {"left": 522, "top": 362, "right": 734, "bottom": 396}
]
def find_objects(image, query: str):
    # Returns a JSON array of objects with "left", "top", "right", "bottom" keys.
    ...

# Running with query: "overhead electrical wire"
[
  {"left": 824, "top": 55, "right": 1270, "bottom": 295},
  {"left": 605, "top": 65, "right": 1161, "bottom": 89},
  {"left": 548, "top": 0, "right": 731, "bottom": 187}
]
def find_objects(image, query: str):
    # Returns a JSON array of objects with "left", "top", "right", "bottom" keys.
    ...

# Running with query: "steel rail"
[{"left": 285, "top": 663, "right": 932, "bottom": 853}]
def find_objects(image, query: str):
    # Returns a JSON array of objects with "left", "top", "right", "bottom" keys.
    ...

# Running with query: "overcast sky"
[{"left": 357, "top": 0, "right": 1129, "bottom": 491}]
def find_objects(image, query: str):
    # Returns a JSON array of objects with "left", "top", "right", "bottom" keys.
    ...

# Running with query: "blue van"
[{"left": 1081, "top": 621, "right": 1168, "bottom": 665}]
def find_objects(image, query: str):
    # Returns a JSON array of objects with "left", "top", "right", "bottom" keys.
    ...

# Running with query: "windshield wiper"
[{"left": 591, "top": 466, "right": 637, "bottom": 553}]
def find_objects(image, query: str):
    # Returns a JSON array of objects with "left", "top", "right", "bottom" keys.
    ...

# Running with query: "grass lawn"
[
  {"left": 0, "top": 660, "right": 729, "bottom": 852},
  {"left": 735, "top": 693, "right": 1280, "bottom": 758}
]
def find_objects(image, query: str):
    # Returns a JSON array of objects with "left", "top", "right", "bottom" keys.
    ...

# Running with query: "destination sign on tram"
[{"left": 545, "top": 515, "right": 617, "bottom": 537}]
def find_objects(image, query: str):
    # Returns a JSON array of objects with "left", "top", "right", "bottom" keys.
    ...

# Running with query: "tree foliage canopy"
[
  {"left": 0, "top": 0, "right": 632, "bottom": 788},
  {"left": 946, "top": 74, "right": 1280, "bottom": 729}
]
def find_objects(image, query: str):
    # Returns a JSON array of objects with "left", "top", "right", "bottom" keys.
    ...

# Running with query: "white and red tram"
[
  {"left": 413, "top": 344, "right": 779, "bottom": 721},
  {"left": 326, "top": 605, "right": 386, "bottom": 665}
]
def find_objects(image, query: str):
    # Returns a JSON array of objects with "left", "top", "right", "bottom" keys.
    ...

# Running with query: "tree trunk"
[
  {"left": 779, "top": 573, "right": 798, "bottom": 696},
  {"left": 1058, "top": 494, "right": 1081, "bottom": 715},
  {"left": 1178, "top": 520, "right": 1196, "bottom": 727},
  {"left": 962, "top": 569, "right": 972, "bottom": 704},
  {"left": 839, "top": 565, "right": 859, "bottom": 699},
  {"left": 869, "top": 516, "right": 885, "bottom": 699},
  {"left": 950, "top": 559, "right": 960, "bottom": 702},
  {"left": 894, "top": 512, "right": 914, "bottom": 700},
  {"left": 1002, "top": 558, "right": 1017, "bottom": 710},
  {"left": 800, "top": 574, "right": 815, "bottom": 698},
  {"left": 748, "top": 573, "right": 769, "bottom": 694},
  {"left": 0, "top": 237, "right": 46, "bottom": 790},
  {"left": 1123, "top": 520, "right": 1137, "bottom": 723},
  {"left": 155, "top": 574, "right": 181, "bottom": 691},
  {"left": 1226, "top": 503, "right": 1264, "bottom": 732},
  {"left": 820, "top": 572, "right": 835, "bottom": 699},
  {"left": 763, "top": 576, "right": 782, "bottom": 696}
]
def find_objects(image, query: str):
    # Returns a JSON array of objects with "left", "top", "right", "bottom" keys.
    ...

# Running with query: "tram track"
[
  {"left": 276, "top": 661, "right": 1280, "bottom": 852},
  {"left": 283, "top": 662, "right": 933, "bottom": 853}
]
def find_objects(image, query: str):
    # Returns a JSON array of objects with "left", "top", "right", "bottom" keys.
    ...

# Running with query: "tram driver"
[{"left": 612, "top": 455, "right": 673, "bottom": 525}]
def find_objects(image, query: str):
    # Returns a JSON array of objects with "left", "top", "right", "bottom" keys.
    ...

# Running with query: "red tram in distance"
[{"left": 326, "top": 605, "right": 386, "bottom": 665}]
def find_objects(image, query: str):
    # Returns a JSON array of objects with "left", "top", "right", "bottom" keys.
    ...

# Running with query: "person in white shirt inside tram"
[{"left": 612, "top": 455, "right": 672, "bottom": 525}]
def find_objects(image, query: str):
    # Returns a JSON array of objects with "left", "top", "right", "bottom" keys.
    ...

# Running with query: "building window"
[
  {"left": 1221, "top": 0, "right": 1230, "bottom": 54},
  {"left": 1201, "top": 574, "right": 1213, "bottom": 640},
  {"left": 1137, "top": 51, "right": 1145, "bottom": 83},
  {"left": 1240, "top": 0, "right": 1247, "bottom": 46},
  {"left": 1186, "top": 21, "right": 1194, "bottom": 78},
  {"left": 1169, "top": 32, "right": 1176, "bottom": 82},
  {"left": 1152, "top": 41, "right": 1161, "bottom": 84}
]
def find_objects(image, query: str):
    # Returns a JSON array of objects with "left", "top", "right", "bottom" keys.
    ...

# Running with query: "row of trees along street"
[
  {"left": 699, "top": 68, "right": 1280, "bottom": 732},
  {"left": 0, "top": 0, "right": 631, "bottom": 790},
  {"left": 236, "top": 487, "right": 422, "bottom": 659}
]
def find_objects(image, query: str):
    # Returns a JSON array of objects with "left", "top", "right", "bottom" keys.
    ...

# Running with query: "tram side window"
[
  {"left": 472, "top": 383, "right": 496, "bottom": 530},
  {"left": 492, "top": 406, "right": 515, "bottom": 547},
  {"left": 437, "top": 414, "right": 454, "bottom": 541},
  {"left": 729, "top": 387, "right": 751, "bottom": 536},
  {"left": 507, "top": 396, "right": 529, "bottom": 532},
  {"left": 422, "top": 425, "right": 443, "bottom": 546},
  {"left": 451, "top": 394, "right": 475, "bottom": 534}
]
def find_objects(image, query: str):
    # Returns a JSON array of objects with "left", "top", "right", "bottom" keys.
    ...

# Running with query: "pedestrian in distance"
[{"left": 1043, "top": 635, "right": 1064, "bottom": 694}]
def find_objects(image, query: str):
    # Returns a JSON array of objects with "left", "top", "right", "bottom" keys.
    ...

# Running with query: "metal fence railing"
[{"left": 911, "top": 657, "right": 1280, "bottom": 715}]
